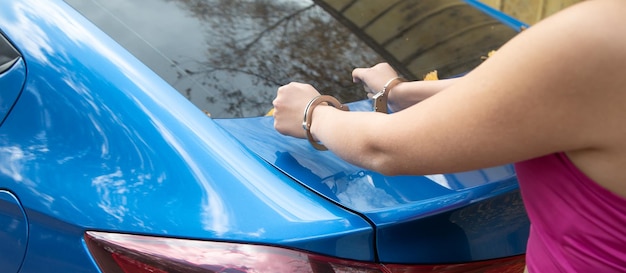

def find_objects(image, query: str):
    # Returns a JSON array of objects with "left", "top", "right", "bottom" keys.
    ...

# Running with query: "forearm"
[
  {"left": 308, "top": 77, "right": 462, "bottom": 173},
  {"left": 388, "top": 78, "right": 460, "bottom": 111},
  {"left": 278, "top": 0, "right": 626, "bottom": 179},
  {"left": 309, "top": 105, "right": 394, "bottom": 173}
]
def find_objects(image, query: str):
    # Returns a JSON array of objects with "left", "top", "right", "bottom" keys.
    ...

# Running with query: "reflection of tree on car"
[
  {"left": 169, "top": 0, "right": 383, "bottom": 117},
  {"left": 0, "top": 0, "right": 532, "bottom": 271}
]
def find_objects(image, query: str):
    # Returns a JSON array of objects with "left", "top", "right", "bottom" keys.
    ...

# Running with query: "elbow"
[
  {"left": 370, "top": 158, "right": 404, "bottom": 176},
  {"left": 362, "top": 147, "right": 405, "bottom": 176},
  {"left": 351, "top": 116, "right": 413, "bottom": 176}
]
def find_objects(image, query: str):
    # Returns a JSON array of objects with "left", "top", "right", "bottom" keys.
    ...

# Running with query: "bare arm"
[
  {"left": 385, "top": 78, "right": 457, "bottom": 111},
  {"left": 275, "top": 0, "right": 626, "bottom": 181},
  {"left": 352, "top": 63, "right": 459, "bottom": 112}
]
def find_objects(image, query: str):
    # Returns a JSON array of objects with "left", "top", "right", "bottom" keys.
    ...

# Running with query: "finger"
[
  {"left": 352, "top": 68, "right": 365, "bottom": 83},
  {"left": 276, "top": 84, "right": 287, "bottom": 96}
]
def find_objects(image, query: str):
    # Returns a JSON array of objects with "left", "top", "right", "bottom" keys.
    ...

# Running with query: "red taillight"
[
  {"left": 111, "top": 253, "right": 167, "bottom": 273},
  {"left": 383, "top": 255, "right": 526, "bottom": 273},
  {"left": 84, "top": 231, "right": 385, "bottom": 273},
  {"left": 84, "top": 231, "right": 524, "bottom": 273}
]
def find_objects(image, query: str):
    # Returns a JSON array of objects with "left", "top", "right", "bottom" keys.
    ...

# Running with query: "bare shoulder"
[
  {"left": 539, "top": 0, "right": 626, "bottom": 58},
  {"left": 547, "top": 0, "right": 626, "bottom": 197},
  {"left": 483, "top": 0, "right": 626, "bottom": 196},
  {"left": 379, "top": 0, "right": 626, "bottom": 181},
  {"left": 471, "top": 0, "right": 626, "bottom": 152}
]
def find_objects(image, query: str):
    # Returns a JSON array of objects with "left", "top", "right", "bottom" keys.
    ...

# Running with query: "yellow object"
[
  {"left": 481, "top": 50, "right": 497, "bottom": 60},
  {"left": 267, "top": 50, "right": 496, "bottom": 116},
  {"left": 423, "top": 70, "right": 439, "bottom": 81}
]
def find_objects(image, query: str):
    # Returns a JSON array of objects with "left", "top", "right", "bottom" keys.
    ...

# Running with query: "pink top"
[{"left": 515, "top": 152, "right": 626, "bottom": 272}]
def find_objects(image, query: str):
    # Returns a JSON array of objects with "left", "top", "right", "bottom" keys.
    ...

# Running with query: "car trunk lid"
[{"left": 214, "top": 100, "right": 529, "bottom": 263}]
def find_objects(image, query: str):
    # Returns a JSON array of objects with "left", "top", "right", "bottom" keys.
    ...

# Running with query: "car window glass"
[
  {"left": 64, "top": 0, "right": 518, "bottom": 118},
  {"left": 0, "top": 34, "right": 20, "bottom": 74}
]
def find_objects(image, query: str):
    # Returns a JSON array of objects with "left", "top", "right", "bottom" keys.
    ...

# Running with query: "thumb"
[{"left": 352, "top": 68, "right": 365, "bottom": 83}]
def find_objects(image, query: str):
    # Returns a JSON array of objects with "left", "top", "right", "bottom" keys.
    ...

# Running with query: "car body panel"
[
  {"left": 0, "top": 57, "right": 25, "bottom": 127},
  {"left": 0, "top": 190, "right": 28, "bottom": 273},
  {"left": 0, "top": 0, "right": 531, "bottom": 270},
  {"left": 0, "top": 0, "right": 374, "bottom": 267},
  {"left": 216, "top": 105, "right": 529, "bottom": 263}
]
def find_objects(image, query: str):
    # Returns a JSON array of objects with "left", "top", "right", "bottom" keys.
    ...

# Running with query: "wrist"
[
  {"left": 386, "top": 81, "right": 406, "bottom": 108},
  {"left": 302, "top": 95, "right": 349, "bottom": 150},
  {"left": 373, "top": 77, "right": 406, "bottom": 113},
  {"left": 309, "top": 104, "right": 331, "bottom": 142}
]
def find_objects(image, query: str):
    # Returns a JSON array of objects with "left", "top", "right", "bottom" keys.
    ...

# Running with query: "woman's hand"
[
  {"left": 272, "top": 82, "right": 321, "bottom": 139},
  {"left": 353, "top": 62, "right": 458, "bottom": 112},
  {"left": 352, "top": 62, "right": 400, "bottom": 99},
  {"left": 353, "top": 62, "right": 412, "bottom": 112}
]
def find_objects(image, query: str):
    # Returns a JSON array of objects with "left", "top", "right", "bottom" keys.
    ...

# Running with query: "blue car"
[{"left": 0, "top": 0, "right": 530, "bottom": 272}]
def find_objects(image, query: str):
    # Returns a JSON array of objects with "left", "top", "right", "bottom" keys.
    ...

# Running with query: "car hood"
[{"left": 214, "top": 104, "right": 530, "bottom": 262}]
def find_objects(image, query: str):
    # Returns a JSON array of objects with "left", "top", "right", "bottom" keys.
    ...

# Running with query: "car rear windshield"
[{"left": 64, "top": 0, "right": 519, "bottom": 118}]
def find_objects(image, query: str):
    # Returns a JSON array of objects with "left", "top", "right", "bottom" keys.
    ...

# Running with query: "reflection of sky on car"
[{"left": 3, "top": 0, "right": 367, "bottom": 238}]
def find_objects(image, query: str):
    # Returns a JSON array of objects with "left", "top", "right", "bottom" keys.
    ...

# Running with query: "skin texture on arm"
[
  {"left": 353, "top": 63, "right": 459, "bottom": 112},
  {"left": 273, "top": 0, "right": 626, "bottom": 197},
  {"left": 386, "top": 78, "right": 457, "bottom": 112}
]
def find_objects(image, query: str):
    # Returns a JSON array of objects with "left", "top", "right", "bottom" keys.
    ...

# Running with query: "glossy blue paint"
[
  {"left": 0, "top": 0, "right": 374, "bottom": 269},
  {"left": 215, "top": 101, "right": 529, "bottom": 263},
  {"left": 0, "top": 58, "right": 25, "bottom": 126},
  {"left": 0, "top": 0, "right": 531, "bottom": 270},
  {"left": 214, "top": 5, "right": 532, "bottom": 263},
  {"left": 0, "top": 190, "right": 28, "bottom": 273}
]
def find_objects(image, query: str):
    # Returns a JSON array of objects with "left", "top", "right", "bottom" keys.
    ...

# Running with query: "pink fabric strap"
[{"left": 515, "top": 153, "right": 626, "bottom": 272}]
